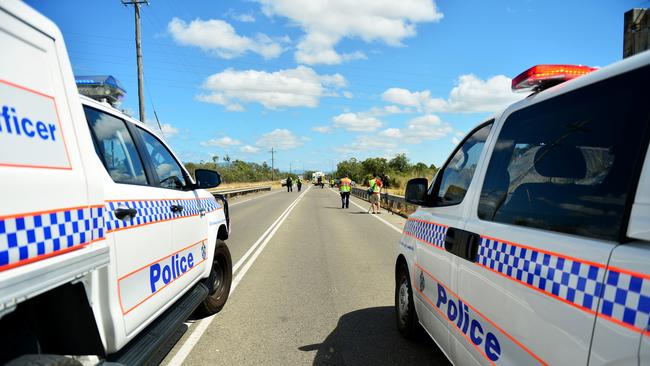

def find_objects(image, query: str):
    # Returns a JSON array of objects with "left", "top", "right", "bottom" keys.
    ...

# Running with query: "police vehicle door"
[
  {"left": 459, "top": 67, "right": 649, "bottom": 366},
  {"left": 84, "top": 106, "right": 173, "bottom": 337},
  {"left": 0, "top": 5, "right": 105, "bottom": 294},
  {"left": 135, "top": 127, "right": 209, "bottom": 297},
  {"left": 405, "top": 122, "right": 492, "bottom": 358}
]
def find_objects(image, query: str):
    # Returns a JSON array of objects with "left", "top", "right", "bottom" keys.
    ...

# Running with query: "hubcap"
[
  {"left": 398, "top": 280, "right": 409, "bottom": 323},
  {"left": 211, "top": 257, "right": 224, "bottom": 294}
]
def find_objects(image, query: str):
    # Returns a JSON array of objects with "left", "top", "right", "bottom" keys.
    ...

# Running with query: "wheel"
[
  {"left": 196, "top": 240, "right": 232, "bottom": 316},
  {"left": 5, "top": 355, "right": 82, "bottom": 366},
  {"left": 395, "top": 262, "right": 421, "bottom": 339}
]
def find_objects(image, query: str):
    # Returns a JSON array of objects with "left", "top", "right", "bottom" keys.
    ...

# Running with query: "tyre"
[
  {"left": 395, "top": 262, "right": 421, "bottom": 339},
  {"left": 5, "top": 355, "right": 82, "bottom": 366},
  {"left": 196, "top": 240, "right": 232, "bottom": 316}
]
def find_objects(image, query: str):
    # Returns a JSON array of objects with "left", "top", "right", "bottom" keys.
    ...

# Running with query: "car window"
[
  {"left": 478, "top": 65, "right": 650, "bottom": 241},
  {"left": 137, "top": 127, "right": 187, "bottom": 190},
  {"left": 433, "top": 123, "right": 492, "bottom": 206},
  {"left": 83, "top": 106, "right": 147, "bottom": 185}
]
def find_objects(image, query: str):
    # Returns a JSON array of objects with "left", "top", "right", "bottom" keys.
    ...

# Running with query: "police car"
[
  {"left": 395, "top": 53, "right": 650, "bottom": 365},
  {"left": 0, "top": 1, "right": 232, "bottom": 364}
]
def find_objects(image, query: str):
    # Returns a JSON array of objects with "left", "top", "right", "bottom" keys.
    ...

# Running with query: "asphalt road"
[{"left": 161, "top": 185, "right": 450, "bottom": 366}]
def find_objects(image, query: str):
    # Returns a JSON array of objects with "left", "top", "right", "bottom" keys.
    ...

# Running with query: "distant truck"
[
  {"left": 311, "top": 171, "right": 325, "bottom": 184},
  {"left": 0, "top": 1, "right": 233, "bottom": 364}
]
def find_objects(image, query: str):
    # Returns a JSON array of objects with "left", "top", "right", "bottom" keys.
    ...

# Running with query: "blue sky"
[{"left": 27, "top": 0, "right": 640, "bottom": 172}]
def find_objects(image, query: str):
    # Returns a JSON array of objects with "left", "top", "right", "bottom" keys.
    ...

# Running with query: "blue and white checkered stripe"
[
  {"left": 403, "top": 219, "right": 447, "bottom": 248},
  {"left": 0, "top": 206, "right": 104, "bottom": 270},
  {"left": 105, "top": 198, "right": 221, "bottom": 232},
  {"left": 599, "top": 270, "right": 650, "bottom": 332},
  {"left": 477, "top": 237, "right": 650, "bottom": 333}
]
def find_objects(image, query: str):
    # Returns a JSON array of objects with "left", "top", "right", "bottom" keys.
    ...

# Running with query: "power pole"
[
  {"left": 269, "top": 148, "right": 275, "bottom": 181},
  {"left": 289, "top": 162, "right": 292, "bottom": 175},
  {"left": 122, "top": 0, "right": 149, "bottom": 122},
  {"left": 624, "top": 8, "right": 649, "bottom": 58}
]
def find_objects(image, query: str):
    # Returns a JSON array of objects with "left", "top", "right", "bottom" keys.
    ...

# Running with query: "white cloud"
[
  {"left": 168, "top": 17, "right": 283, "bottom": 59},
  {"left": 379, "top": 114, "right": 452, "bottom": 143},
  {"left": 382, "top": 74, "right": 524, "bottom": 113},
  {"left": 342, "top": 91, "right": 354, "bottom": 99},
  {"left": 451, "top": 136, "right": 461, "bottom": 145},
  {"left": 200, "top": 136, "right": 241, "bottom": 147},
  {"left": 333, "top": 112, "right": 382, "bottom": 131},
  {"left": 258, "top": 0, "right": 443, "bottom": 65},
  {"left": 233, "top": 13, "right": 256, "bottom": 22},
  {"left": 256, "top": 129, "right": 304, "bottom": 150},
  {"left": 312, "top": 125, "right": 332, "bottom": 133},
  {"left": 335, "top": 135, "right": 406, "bottom": 156},
  {"left": 240, "top": 145, "right": 261, "bottom": 153},
  {"left": 198, "top": 66, "right": 347, "bottom": 110},
  {"left": 145, "top": 121, "right": 179, "bottom": 139}
]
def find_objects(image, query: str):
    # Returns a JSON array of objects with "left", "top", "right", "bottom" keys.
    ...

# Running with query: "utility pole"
[
  {"left": 122, "top": 0, "right": 149, "bottom": 122},
  {"left": 624, "top": 8, "right": 649, "bottom": 58},
  {"left": 269, "top": 148, "right": 276, "bottom": 181},
  {"left": 289, "top": 162, "right": 292, "bottom": 175}
]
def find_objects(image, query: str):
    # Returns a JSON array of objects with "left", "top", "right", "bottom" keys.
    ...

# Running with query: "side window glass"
[
  {"left": 137, "top": 128, "right": 187, "bottom": 190},
  {"left": 83, "top": 107, "right": 147, "bottom": 185},
  {"left": 478, "top": 65, "right": 650, "bottom": 241},
  {"left": 434, "top": 123, "right": 492, "bottom": 205}
]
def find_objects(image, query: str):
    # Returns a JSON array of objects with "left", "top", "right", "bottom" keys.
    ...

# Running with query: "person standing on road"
[
  {"left": 368, "top": 174, "right": 382, "bottom": 214},
  {"left": 297, "top": 177, "right": 302, "bottom": 192},
  {"left": 286, "top": 176, "right": 293, "bottom": 192},
  {"left": 339, "top": 174, "right": 352, "bottom": 209}
]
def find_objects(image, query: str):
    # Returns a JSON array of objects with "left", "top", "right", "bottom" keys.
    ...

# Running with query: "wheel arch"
[
  {"left": 395, "top": 254, "right": 409, "bottom": 282},
  {"left": 217, "top": 223, "right": 229, "bottom": 241}
]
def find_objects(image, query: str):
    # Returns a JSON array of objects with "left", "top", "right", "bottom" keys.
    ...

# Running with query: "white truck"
[
  {"left": 0, "top": 1, "right": 233, "bottom": 364},
  {"left": 395, "top": 54, "right": 650, "bottom": 365}
]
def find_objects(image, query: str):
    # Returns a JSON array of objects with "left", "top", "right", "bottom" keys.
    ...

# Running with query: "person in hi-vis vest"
[{"left": 339, "top": 174, "right": 352, "bottom": 209}]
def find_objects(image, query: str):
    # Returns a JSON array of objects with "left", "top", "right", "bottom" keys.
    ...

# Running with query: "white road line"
[
  {"left": 329, "top": 188, "right": 403, "bottom": 234},
  {"left": 229, "top": 189, "right": 281, "bottom": 206},
  {"left": 231, "top": 187, "right": 307, "bottom": 273},
  {"left": 167, "top": 186, "right": 310, "bottom": 366}
]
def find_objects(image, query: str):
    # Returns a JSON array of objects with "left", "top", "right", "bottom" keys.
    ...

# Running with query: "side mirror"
[
  {"left": 405, "top": 178, "right": 430, "bottom": 206},
  {"left": 195, "top": 169, "right": 221, "bottom": 189}
]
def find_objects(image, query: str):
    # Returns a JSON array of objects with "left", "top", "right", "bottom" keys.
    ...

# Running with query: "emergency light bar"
[
  {"left": 511, "top": 65, "right": 597, "bottom": 92},
  {"left": 75, "top": 75, "right": 126, "bottom": 106}
]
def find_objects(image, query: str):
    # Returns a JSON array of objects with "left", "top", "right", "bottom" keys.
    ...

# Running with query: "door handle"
[
  {"left": 171, "top": 204, "right": 184, "bottom": 213},
  {"left": 115, "top": 207, "right": 137, "bottom": 220},
  {"left": 444, "top": 227, "right": 457, "bottom": 252},
  {"left": 444, "top": 227, "right": 480, "bottom": 262}
]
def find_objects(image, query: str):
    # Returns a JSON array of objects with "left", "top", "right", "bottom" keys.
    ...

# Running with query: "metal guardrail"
[
  {"left": 210, "top": 185, "right": 272, "bottom": 199},
  {"left": 350, "top": 187, "right": 418, "bottom": 217}
]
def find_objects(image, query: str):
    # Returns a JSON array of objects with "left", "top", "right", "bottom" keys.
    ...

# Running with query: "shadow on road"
[{"left": 299, "top": 306, "right": 450, "bottom": 366}]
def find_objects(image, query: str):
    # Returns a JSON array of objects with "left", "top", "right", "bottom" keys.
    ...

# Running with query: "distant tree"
[
  {"left": 212, "top": 155, "right": 219, "bottom": 164},
  {"left": 429, "top": 163, "right": 437, "bottom": 170},
  {"left": 361, "top": 157, "right": 388, "bottom": 176},
  {"left": 389, "top": 153, "right": 410, "bottom": 173},
  {"left": 335, "top": 158, "right": 362, "bottom": 182},
  {"left": 413, "top": 162, "right": 428, "bottom": 174}
]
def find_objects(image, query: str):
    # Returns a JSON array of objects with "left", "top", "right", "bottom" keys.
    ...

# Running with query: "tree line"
[
  {"left": 334, "top": 154, "right": 438, "bottom": 189},
  {"left": 183, "top": 153, "right": 437, "bottom": 190}
]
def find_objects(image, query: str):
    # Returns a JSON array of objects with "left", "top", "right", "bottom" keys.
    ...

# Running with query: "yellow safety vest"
[
  {"left": 370, "top": 178, "right": 381, "bottom": 193},
  {"left": 340, "top": 178, "right": 351, "bottom": 192}
]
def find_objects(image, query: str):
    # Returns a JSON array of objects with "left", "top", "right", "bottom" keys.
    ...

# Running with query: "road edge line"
[{"left": 329, "top": 188, "right": 403, "bottom": 234}]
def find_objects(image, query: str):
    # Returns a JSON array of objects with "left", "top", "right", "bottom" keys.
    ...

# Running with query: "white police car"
[
  {"left": 396, "top": 53, "right": 650, "bottom": 365},
  {"left": 0, "top": 1, "right": 232, "bottom": 364}
]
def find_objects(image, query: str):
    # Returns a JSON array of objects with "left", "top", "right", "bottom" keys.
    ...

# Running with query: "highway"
[{"left": 160, "top": 185, "right": 451, "bottom": 366}]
